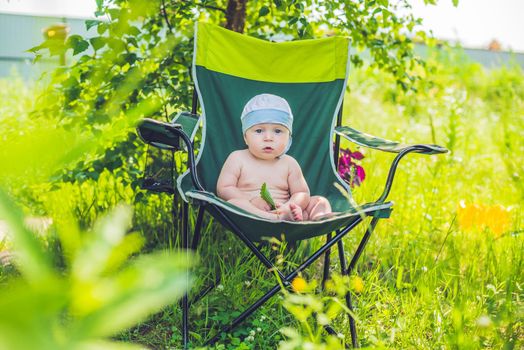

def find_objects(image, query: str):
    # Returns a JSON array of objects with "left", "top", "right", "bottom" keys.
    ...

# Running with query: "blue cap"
[{"left": 241, "top": 94, "right": 293, "bottom": 154}]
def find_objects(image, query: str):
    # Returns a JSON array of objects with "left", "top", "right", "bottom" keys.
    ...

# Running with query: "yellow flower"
[
  {"left": 291, "top": 276, "right": 308, "bottom": 293},
  {"left": 484, "top": 205, "right": 511, "bottom": 237},
  {"left": 350, "top": 276, "right": 364, "bottom": 294},
  {"left": 457, "top": 200, "right": 479, "bottom": 231},
  {"left": 457, "top": 201, "right": 511, "bottom": 237}
]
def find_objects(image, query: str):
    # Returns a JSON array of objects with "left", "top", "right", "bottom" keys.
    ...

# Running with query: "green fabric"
[
  {"left": 180, "top": 68, "right": 350, "bottom": 212},
  {"left": 186, "top": 190, "right": 392, "bottom": 242},
  {"left": 335, "top": 126, "right": 449, "bottom": 154},
  {"left": 171, "top": 111, "right": 200, "bottom": 141},
  {"left": 195, "top": 22, "right": 349, "bottom": 83}
]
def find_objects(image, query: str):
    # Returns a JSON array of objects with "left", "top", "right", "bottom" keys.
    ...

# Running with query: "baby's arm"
[
  {"left": 286, "top": 157, "right": 310, "bottom": 210},
  {"left": 217, "top": 151, "right": 271, "bottom": 213},
  {"left": 216, "top": 151, "right": 251, "bottom": 201}
]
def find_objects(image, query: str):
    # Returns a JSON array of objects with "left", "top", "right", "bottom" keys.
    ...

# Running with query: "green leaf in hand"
[{"left": 260, "top": 183, "right": 276, "bottom": 210}]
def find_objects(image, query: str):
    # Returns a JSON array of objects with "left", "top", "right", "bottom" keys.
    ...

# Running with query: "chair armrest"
[
  {"left": 335, "top": 126, "right": 448, "bottom": 203},
  {"left": 137, "top": 112, "right": 200, "bottom": 150},
  {"left": 136, "top": 117, "right": 204, "bottom": 191},
  {"left": 137, "top": 118, "right": 183, "bottom": 150},
  {"left": 334, "top": 125, "right": 448, "bottom": 155}
]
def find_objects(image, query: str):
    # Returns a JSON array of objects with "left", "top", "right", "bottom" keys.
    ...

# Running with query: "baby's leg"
[
  {"left": 304, "top": 196, "right": 332, "bottom": 220},
  {"left": 228, "top": 199, "right": 297, "bottom": 221},
  {"left": 227, "top": 198, "right": 278, "bottom": 220}
]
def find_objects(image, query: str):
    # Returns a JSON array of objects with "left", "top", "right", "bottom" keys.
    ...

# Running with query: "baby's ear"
[{"left": 243, "top": 134, "right": 248, "bottom": 145}]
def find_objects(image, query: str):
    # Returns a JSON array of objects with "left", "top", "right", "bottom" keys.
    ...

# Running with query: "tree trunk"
[{"left": 225, "top": 0, "right": 247, "bottom": 33}]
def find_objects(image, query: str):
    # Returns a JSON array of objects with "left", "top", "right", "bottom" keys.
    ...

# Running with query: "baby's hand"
[{"left": 250, "top": 197, "right": 271, "bottom": 211}]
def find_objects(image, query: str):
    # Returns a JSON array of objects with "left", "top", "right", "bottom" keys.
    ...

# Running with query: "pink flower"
[{"left": 335, "top": 145, "right": 366, "bottom": 187}]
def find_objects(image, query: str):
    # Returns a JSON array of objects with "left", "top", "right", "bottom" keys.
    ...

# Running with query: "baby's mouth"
[{"left": 263, "top": 146, "right": 273, "bottom": 151}]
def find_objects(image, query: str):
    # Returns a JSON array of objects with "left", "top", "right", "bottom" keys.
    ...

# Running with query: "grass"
[{"left": 1, "top": 51, "right": 523, "bottom": 349}]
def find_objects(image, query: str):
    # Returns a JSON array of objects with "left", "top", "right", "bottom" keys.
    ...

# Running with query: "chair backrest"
[{"left": 179, "top": 22, "right": 352, "bottom": 211}]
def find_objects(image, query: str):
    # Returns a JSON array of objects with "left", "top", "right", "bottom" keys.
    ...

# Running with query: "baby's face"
[{"left": 244, "top": 123, "right": 290, "bottom": 160}]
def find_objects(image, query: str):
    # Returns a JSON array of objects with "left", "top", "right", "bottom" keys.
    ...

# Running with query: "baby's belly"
[{"left": 241, "top": 187, "right": 290, "bottom": 203}]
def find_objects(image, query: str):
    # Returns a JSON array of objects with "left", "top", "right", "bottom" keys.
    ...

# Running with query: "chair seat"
[{"left": 186, "top": 190, "right": 393, "bottom": 242}]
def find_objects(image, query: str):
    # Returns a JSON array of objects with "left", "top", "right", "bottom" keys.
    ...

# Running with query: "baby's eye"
[
  {"left": 254, "top": 129, "right": 263, "bottom": 133},
  {"left": 274, "top": 129, "right": 282, "bottom": 134}
]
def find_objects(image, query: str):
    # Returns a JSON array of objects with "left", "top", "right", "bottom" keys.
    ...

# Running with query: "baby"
[{"left": 216, "top": 94, "right": 332, "bottom": 221}]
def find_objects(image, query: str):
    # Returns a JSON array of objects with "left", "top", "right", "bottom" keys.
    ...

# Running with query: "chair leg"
[
  {"left": 191, "top": 205, "right": 206, "bottom": 250},
  {"left": 347, "top": 217, "right": 379, "bottom": 275},
  {"left": 321, "top": 232, "right": 332, "bottom": 290},
  {"left": 182, "top": 202, "right": 189, "bottom": 349},
  {"left": 337, "top": 239, "right": 358, "bottom": 348},
  {"left": 188, "top": 205, "right": 223, "bottom": 305},
  {"left": 337, "top": 216, "right": 380, "bottom": 348}
]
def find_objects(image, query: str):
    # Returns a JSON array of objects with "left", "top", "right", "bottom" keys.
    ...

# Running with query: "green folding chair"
[{"left": 137, "top": 22, "right": 447, "bottom": 348}]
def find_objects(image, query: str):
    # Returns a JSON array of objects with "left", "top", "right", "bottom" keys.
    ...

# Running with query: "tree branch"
[
  {"left": 180, "top": 0, "right": 227, "bottom": 14},
  {"left": 198, "top": 3, "right": 227, "bottom": 13},
  {"left": 161, "top": 0, "right": 173, "bottom": 34}
]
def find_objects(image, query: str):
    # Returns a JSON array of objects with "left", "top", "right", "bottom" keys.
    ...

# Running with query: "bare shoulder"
[
  {"left": 222, "top": 150, "right": 250, "bottom": 170},
  {"left": 280, "top": 154, "right": 300, "bottom": 167},
  {"left": 227, "top": 149, "right": 248, "bottom": 159},
  {"left": 226, "top": 149, "right": 251, "bottom": 163},
  {"left": 280, "top": 154, "right": 301, "bottom": 169}
]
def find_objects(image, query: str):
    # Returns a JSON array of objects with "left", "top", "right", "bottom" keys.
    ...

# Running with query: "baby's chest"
[{"left": 238, "top": 164, "right": 289, "bottom": 189}]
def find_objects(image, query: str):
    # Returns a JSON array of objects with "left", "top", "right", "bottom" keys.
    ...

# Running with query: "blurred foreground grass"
[{"left": 0, "top": 75, "right": 194, "bottom": 350}]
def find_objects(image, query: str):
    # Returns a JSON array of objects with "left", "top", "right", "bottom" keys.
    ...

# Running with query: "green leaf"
[
  {"left": 121, "top": 53, "right": 137, "bottom": 65},
  {"left": 108, "top": 8, "right": 120, "bottom": 20},
  {"left": 126, "top": 37, "right": 138, "bottom": 47},
  {"left": 67, "top": 35, "right": 89, "bottom": 55},
  {"left": 0, "top": 190, "right": 54, "bottom": 283},
  {"left": 0, "top": 279, "right": 67, "bottom": 349},
  {"left": 288, "top": 17, "right": 298, "bottom": 25},
  {"left": 294, "top": 2, "right": 304, "bottom": 11},
  {"left": 97, "top": 22, "right": 109, "bottom": 35},
  {"left": 72, "top": 205, "right": 134, "bottom": 281},
  {"left": 107, "top": 37, "right": 125, "bottom": 52},
  {"left": 86, "top": 19, "right": 101, "bottom": 31},
  {"left": 259, "top": 6, "right": 270, "bottom": 17},
  {"left": 27, "top": 43, "right": 45, "bottom": 53},
  {"left": 127, "top": 26, "right": 140, "bottom": 37},
  {"left": 33, "top": 54, "right": 42, "bottom": 63},
  {"left": 89, "top": 37, "right": 106, "bottom": 51},
  {"left": 371, "top": 39, "right": 384, "bottom": 47},
  {"left": 70, "top": 251, "right": 195, "bottom": 338},
  {"left": 260, "top": 183, "right": 276, "bottom": 210}
]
